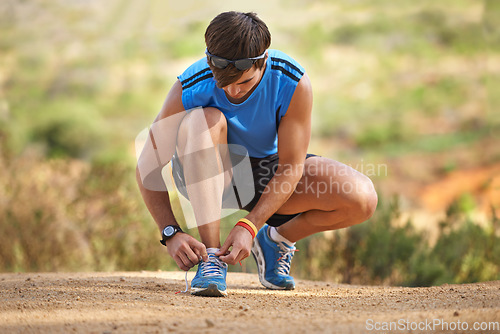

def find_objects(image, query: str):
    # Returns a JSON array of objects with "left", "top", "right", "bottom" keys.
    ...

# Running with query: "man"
[{"left": 136, "top": 11, "right": 377, "bottom": 297}]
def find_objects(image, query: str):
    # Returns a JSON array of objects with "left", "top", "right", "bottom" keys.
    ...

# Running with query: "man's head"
[{"left": 205, "top": 11, "right": 271, "bottom": 88}]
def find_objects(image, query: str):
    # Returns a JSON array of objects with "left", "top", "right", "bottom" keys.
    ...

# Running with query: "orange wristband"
[{"left": 238, "top": 218, "right": 258, "bottom": 237}]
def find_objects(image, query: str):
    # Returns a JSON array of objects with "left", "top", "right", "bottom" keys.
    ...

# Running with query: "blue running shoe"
[
  {"left": 190, "top": 252, "right": 228, "bottom": 297},
  {"left": 251, "top": 225, "right": 296, "bottom": 290}
]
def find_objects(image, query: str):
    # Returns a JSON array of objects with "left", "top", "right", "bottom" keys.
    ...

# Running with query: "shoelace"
[
  {"left": 200, "top": 254, "right": 227, "bottom": 277},
  {"left": 175, "top": 271, "right": 190, "bottom": 294},
  {"left": 276, "top": 245, "right": 299, "bottom": 276}
]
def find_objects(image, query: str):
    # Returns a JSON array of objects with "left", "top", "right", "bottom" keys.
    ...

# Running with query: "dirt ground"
[{"left": 1, "top": 272, "right": 499, "bottom": 334}]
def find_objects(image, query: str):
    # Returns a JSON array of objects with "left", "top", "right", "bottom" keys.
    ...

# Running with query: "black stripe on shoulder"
[
  {"left": 271, "top": 65, "right": 300, "bottom": 82},
  {"left": 180, "top": 67, "right": 211, "bottom": 86},
  {"left": 182, "top": 73, "right": 214, "bottom": 89},
  {"left": 270, "top": 57, "right": 304, "bottom": 76}
]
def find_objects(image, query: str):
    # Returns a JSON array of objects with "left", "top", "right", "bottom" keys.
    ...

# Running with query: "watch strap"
[{"left": 160, "top": 225, "right": 183, "bottom": 246}]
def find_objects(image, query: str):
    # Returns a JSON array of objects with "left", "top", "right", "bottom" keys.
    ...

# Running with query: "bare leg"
[
  {"left": 274, "top": 157, "right": 378, "bottom": 242},
  {"left": 176, "top": 108, "right": 232, "bottom": 248}
]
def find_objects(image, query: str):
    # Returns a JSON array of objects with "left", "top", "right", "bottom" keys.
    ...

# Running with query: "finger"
[
  {"left": 184, "top": 246, "right": 202, "bottom": 265},
  {"left": 219, "top": 246, "right": 241, "bottom": 265},
  {"left": 174, "top": 257, "right": 190, "bottom": 271},
  {"left": 233, "top": 248, "right": 250, "bottom": 264},
  {"left": 178, "top": 252, "right": 195, "bottom": 268},
  {"left": 187, "top": 252, "right": 201, "bottom": 265},
  {"left": 215, "top": 239, "right": 231, "bottom": 257},
  {"left": 181, "top": 240, "right": 205, "bottom": 265},
  {"left": 220, "top": 252, "right": 238, "bottom": 265},
  {"left": 193, "top": 248, "right": 202, "bottom": 263},
  {"left": 191, "top": 241, "right": 208, "bottom": 262},
  {"left": 236, "top": 249, "right": 251, "bottom": 262}
]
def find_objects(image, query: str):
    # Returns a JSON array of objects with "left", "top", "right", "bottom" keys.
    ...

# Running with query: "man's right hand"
[{"left": 164, "top": 233, "right": 208, "bottom": 271}]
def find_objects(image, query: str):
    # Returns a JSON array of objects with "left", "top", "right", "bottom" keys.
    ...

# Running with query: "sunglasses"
[{"left": 205, "top": 49, "right": 267, "bottom": 71}]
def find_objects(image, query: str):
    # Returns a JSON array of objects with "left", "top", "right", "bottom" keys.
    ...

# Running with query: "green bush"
[
  {"left": 0, "top": 152, "right": 176, "bottom": 272},
  {"left": 432, "top": 206, "right": 500, "bottom": 284},
  {"left": 354, "top": 119, "right": 410, "bottom": 149},
  {"left": 30, "top": 101, "right": 104, "bottom": 159},
  {"left": 292, "top": 195, "right": 500, "bottom": 286}
]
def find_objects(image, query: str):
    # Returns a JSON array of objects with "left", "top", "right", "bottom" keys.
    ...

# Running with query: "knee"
[
  {"left": 350, "top": 176, "right": 378, "bottom": 223},
  {"left": 181, "top": 107, "right": 226, "bottom": 131},
  {"left": 178, "top": 107, "right": 227, "bottom": 145},
  {"left": 202, "top": 107, "right": 227, "bottom": 130}
]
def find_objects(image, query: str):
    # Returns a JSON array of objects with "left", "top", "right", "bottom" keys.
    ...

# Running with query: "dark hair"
[{"left": 205, "top": 11, "right": 271, "bottom": 88}]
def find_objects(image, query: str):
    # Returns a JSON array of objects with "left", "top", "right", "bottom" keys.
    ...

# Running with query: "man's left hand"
[{"left": 215, "top": 225, "right": 254, "bottom": 265}]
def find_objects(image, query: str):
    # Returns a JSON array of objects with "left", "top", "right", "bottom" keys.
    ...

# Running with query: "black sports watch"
[{"left": 160, "top": 225, "right": 183, "bottom": 246}]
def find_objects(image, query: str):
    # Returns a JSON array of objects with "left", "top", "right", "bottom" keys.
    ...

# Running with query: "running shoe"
[
  {"left": 251, "top": 225, "right": 296, "bottom": 290},
  {"left": 190, "top": 252, "right": 228, "bottom": 297}
]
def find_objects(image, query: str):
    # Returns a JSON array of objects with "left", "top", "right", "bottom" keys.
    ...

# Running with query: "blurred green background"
[{"left": 1, "top": 0, "right": 499, "bottom": 286}]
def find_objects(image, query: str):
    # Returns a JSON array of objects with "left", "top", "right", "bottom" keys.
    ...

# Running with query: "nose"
[{"left": 225, "top": 84, "right": 240, "bottom": 96}]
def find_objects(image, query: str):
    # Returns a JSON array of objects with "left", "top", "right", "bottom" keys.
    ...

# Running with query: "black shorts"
[{"left": 172, "top": 152, "right": 317, "bottom": 227}]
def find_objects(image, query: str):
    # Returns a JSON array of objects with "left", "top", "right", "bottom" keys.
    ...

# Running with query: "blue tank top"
[{"left": 177, "top": 49, "right": 305, "bottom": 158}]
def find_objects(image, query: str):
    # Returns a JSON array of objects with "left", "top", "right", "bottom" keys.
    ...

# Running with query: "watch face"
[{"left": 164, "top": 226, "right": 175, "bottom": 237}]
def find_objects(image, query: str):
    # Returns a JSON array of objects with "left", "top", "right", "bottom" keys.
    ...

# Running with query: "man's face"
[{"left": 221, "top": 64, "right": 265, "bottom": 102}]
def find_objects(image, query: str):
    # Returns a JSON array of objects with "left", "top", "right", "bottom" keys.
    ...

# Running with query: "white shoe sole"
[
  {"left": 251, "top": 238, "right": 289, "bottom": 290},
  {"left": 191, "top": 283, "right": 227, "bottom": 297}
]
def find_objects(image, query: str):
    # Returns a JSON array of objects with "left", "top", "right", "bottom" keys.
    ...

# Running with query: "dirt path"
[{"left": 1, "top": 272, "right": 499, "bottom": 334}]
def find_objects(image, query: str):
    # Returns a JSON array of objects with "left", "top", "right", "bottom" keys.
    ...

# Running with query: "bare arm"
[
  {"left": 218, "top": 73, "right": 313, "bottom": 263},
  {"left": 246, "top": 73, "right": 313, "bottom": 228},
  {"left": 136, "top": 80, "right": 208, "bottom": 270},
  {"left": 136, "top": 79, "right": 184, "bottom": 230}
]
